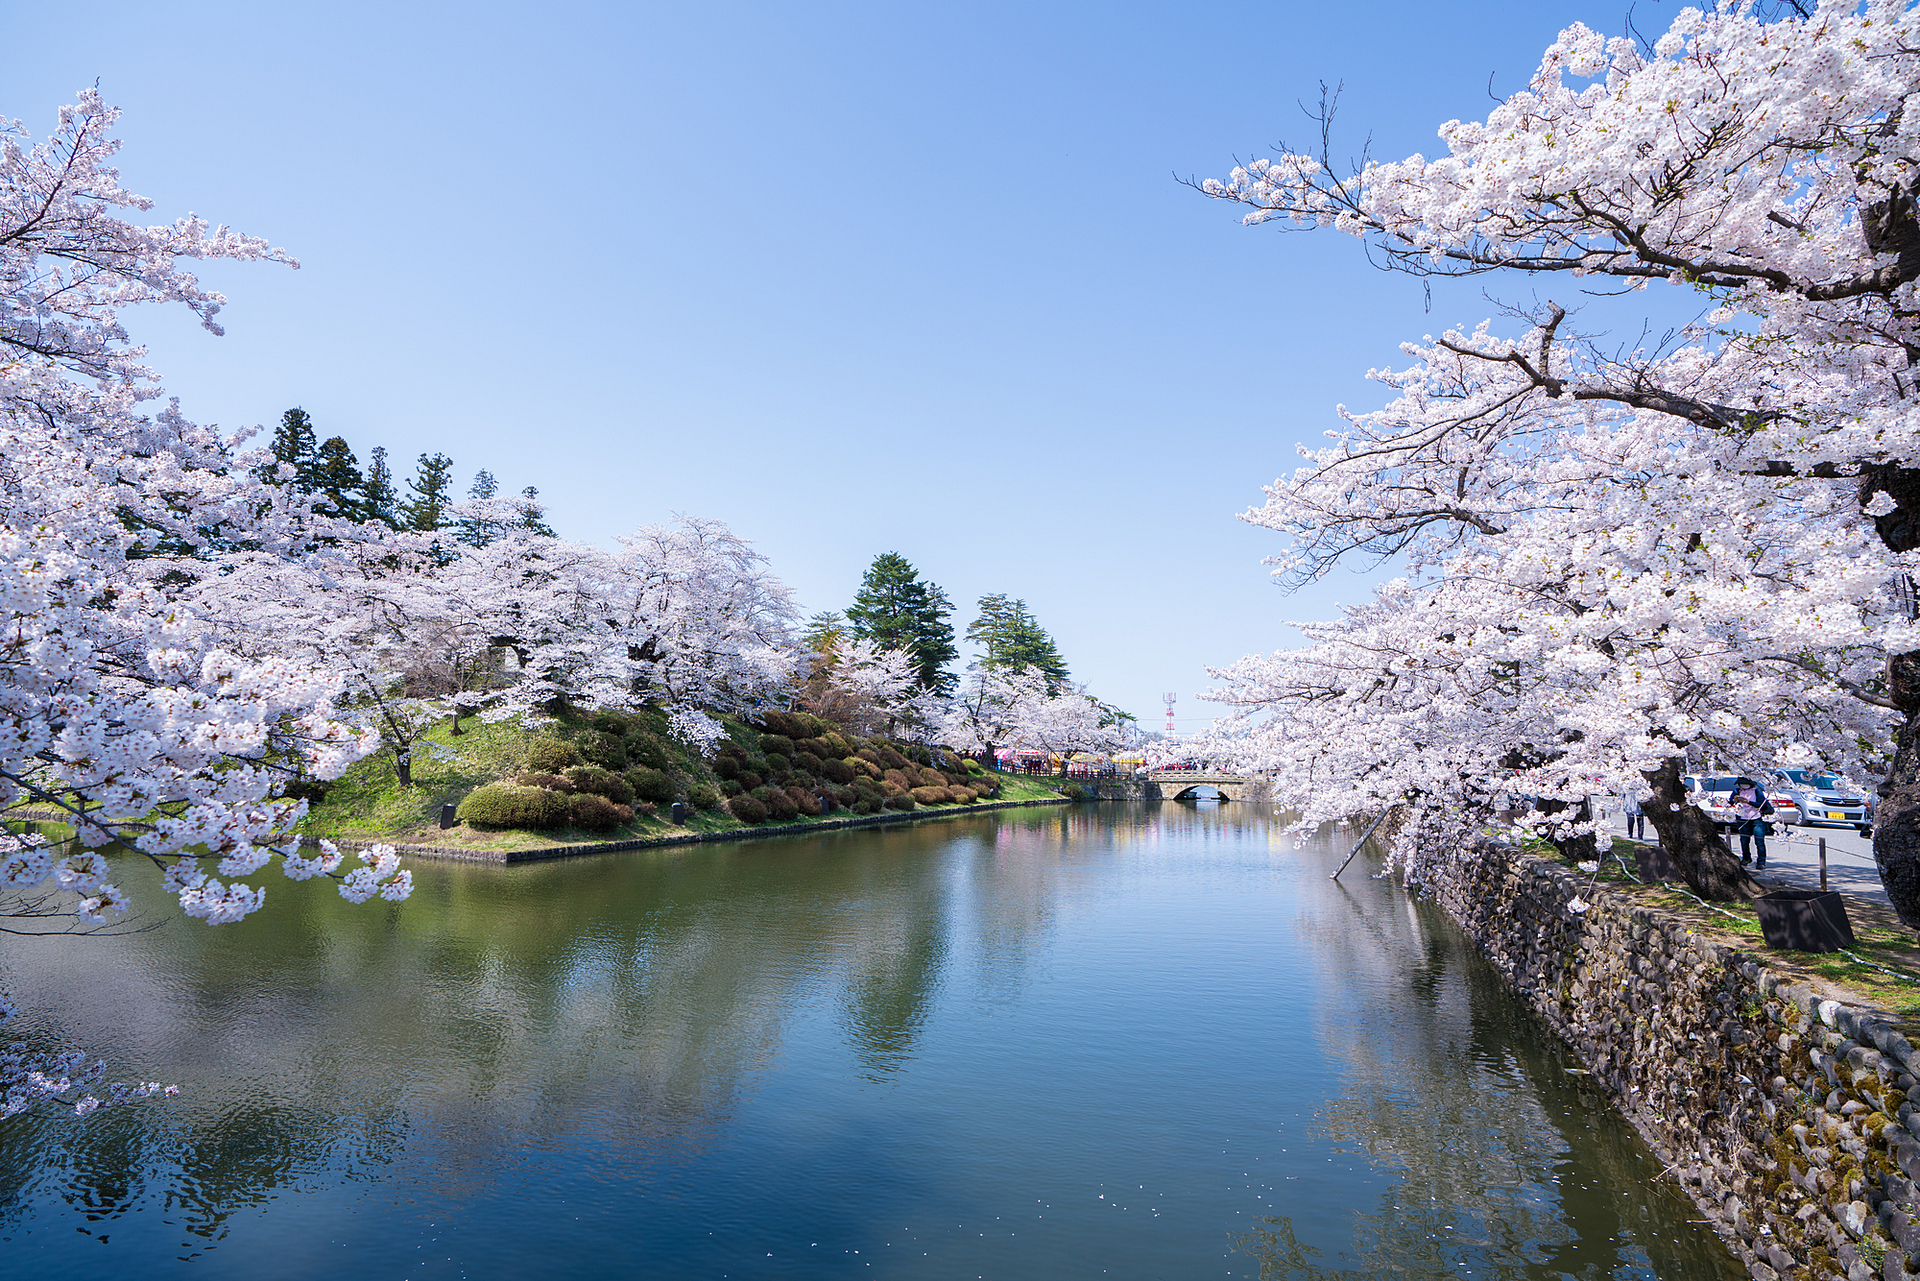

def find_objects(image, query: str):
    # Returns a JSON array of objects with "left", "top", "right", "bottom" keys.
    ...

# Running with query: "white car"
[
  {"left": 1681, "top": 774, "right": 1802, "bottom": 832},
  {"left": 1770, "top": 768, "right": 1873, "bottom": 835}
]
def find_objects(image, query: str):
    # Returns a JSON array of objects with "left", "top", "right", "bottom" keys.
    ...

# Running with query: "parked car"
[
  {"left": 1682, "top": 774, "right": 1803, "bottom": 832},
  {"left": 1770, "top": 768, "right": 1873, "bottom": 835}
]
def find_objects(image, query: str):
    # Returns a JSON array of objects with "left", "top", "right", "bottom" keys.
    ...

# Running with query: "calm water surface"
[{"left": 1, "top": 803, "right": 1741, "bottom": 1279}]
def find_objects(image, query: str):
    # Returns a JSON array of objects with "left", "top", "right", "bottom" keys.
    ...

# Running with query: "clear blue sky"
[{"left": 7, "top": 0, "right": 1660, "bottom": 731}]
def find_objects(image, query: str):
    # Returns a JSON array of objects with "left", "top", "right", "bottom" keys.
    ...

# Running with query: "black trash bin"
[
  {"left": 439, "top": 803, "right": 457, "bottom": 830},
  {"left": 670, "top": 801, "right": 686, "bottom": 826},
  {"left": 1755, "top": 889, "right": 1856, "bottom": 952}
]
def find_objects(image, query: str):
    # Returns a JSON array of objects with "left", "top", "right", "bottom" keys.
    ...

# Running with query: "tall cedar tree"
[
  {"left": 966, "top": 594, "right": 1069, "bottom": 692},
  {"left": 265, "top": 407, "right": 319, "bottom": 490},
  {"left": 311, "top": 436, "right": 366, "bottom": 521},
  {"left": 455, "top": 468, "right": 501, "bottom": 547},
  {"left": 517, "top": 485, "right": 555, "bottom": 537},
  {"left": 845, "top": 553, "right": 956, "bottom": 695},
  {"left": 403, "top": 452, "right": 455, "bottom": 532},
  {"left": 363, "top": 446, "right": 399, "bottom": 528}
]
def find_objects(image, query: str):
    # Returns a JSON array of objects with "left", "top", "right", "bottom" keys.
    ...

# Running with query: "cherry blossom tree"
[{"left": 1192, "top": 1, "right": 1920, "bottom": 909}]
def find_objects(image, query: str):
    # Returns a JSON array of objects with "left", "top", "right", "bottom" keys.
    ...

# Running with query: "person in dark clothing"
[{"left": 1730, "top": 777, "right": 1769, "bottom": 869}]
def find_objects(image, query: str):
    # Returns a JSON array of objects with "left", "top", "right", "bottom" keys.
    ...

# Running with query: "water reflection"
[{"left": 0, "top": 804, "right": 1740, "bottom": 1279}]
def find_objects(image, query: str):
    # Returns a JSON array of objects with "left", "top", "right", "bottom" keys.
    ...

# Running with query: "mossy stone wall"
[{"left": 1427, "top": 838, "right": 1920, "bottom": 1281}]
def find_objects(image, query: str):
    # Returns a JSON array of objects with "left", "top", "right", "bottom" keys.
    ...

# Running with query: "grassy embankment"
[
  {"left": 1514, "top": 834, "right": 1920, "bottom": 1019},
  {"left": 298, "top": 705, "right": 1069, "bottom": 852}
]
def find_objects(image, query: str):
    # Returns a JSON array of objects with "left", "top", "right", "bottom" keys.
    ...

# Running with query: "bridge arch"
[{"left": 1144, "top": 771, "right": 1268, "bottom": 803}]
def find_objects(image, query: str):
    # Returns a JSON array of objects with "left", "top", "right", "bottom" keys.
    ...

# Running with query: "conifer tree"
[
  {"left": 845, "top": 553, "right": 956, "bottom": 696},
  {"left": 966, "top": 594, "right": 1070, "bottom": 692},
  {"left": 264, "top": 407, "right": 319, "bottom": 490},
  {"left": 311, "top": 436, "right": 366, "bottom": 521},
  {"left": 516, "top": 485, "right": 555, "bottom": 537},
  {"left": 455, "top": 469, "right": 501, "bottom": 547},
  {"left": 402, "top": 452, "right": 454, "bottom": 532},
  {"left": 363, "top": 446, "right": 399, "bottom": 528}
]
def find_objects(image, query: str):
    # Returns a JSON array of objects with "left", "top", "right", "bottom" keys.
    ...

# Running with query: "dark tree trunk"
[
  {"left": 1534, "top": 795, "right": 1600, "bottom": 863},
  {"left": 1640, "top": 757, "right": 1757, "bottom": 901},
  {"left": 394, "top": 747, "right": 413, "bottom": 789},
  {"left": 1875, "top": 649, "right": 1920, "bottom": 928}
]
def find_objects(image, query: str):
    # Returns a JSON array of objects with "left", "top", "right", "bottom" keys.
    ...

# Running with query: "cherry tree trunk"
[
  {"left": 1639, "top": 758, "right": 1757, "bottom": 901},
  {"left": 1874, "top": 651, "right": 1920, "bottom": 929}
]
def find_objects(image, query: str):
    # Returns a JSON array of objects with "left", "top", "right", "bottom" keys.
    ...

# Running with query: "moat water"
[{"left": 1, "top": 803, "right": 1742, "bottom": 1279}]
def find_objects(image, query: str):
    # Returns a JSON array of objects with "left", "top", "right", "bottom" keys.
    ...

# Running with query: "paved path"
[{"left": 1603, "top": 802, "right": 1890, "bottom": 910}]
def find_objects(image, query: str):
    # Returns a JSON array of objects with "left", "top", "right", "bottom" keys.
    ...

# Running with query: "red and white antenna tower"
[{"left": 1162, "top": 692, "right": 1177, "bottom": 741}]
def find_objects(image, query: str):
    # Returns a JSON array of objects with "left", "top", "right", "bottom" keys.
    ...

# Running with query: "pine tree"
[
  {"left": 263, "top": 407, "right": 319, "bottom": 490},
  {"left": 455, "top": 468, "right": 501, "bottom": 547},
  {"left": 402, "top": 452, "right": 455, "bottom": 532},
  {"left": 310, "top": 436, "right": 366, "bottom": 521},
  {"left": 516, "top": 485, "right": 555, "bottom": 537},
  {"left": 802, "top": 610, "right": 848, "bottom": 659},
  {"left": 363, "top": 446, "right": 399, "bottom": 528},
  {"left": 966, "top": 594, "right": 1070, "bottom": 692},
  {"left": 845, "top": 553, "right": 956, "bottom": 695}
]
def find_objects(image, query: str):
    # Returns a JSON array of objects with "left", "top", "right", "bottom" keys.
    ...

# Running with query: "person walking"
[
  {"left": 1730, "top": 777, "right": 1771, "bottom": 869},
  {"left": 1623, "top": 793, "right": 1645, "bottom": 841}
]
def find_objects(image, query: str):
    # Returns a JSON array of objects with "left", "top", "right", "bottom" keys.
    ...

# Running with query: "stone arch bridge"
[{"left": 1143, "top": 771, "right": 1268, "bottom": 803}]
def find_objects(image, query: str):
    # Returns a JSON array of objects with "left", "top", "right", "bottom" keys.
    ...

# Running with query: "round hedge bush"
[
  {"left": 524, "top": 739, "right": 583, "bottom": 774},
  {"left": 720, "top": 778, "right": 744, "bottom": 797},
  {"left": 884, "top": 794, "right": 917, "bottom": 812},
  {"left": 625, "top": 768, "right": 676, "bottom": 804},
  {"left": 728, "top": 794, "right": 770, "bottom": 823},
  {"left": 819, "top": 758, "right": 854, "bottom": 785},
  {"left": 459, "top": 783, "right": 569, "bottom": 830},
  {"left": 910, "top": 785, "right": 951, "bottom": 805},
  {"left": 759, "top": 734, "right": 796, "bottom": 760},
  {"left": 764, "top": 790, "right": 800, "bottom": 821},
  {"left": 578, "top": 730, "right": 628, "bottom": 770},
  {"left": 569, "top": 792, "right": 630, "bottom": 832},
  {"left": 565, "top": 766, "right": 634, "bottom": 805},
  {"left": 763, "top": 752, "right": 791, "bottom": 776},
  {"left": 686, "top": 782, "right": 721, "bottom": 811},
  {"left": 712, "top": 754, "right": 743, "bottom": 780},
  {"left": 964, "top": 758, "right": 987, "bottom": 775},
  {"left": 516, "top": 772, "right": 575, "bottom": 793}
]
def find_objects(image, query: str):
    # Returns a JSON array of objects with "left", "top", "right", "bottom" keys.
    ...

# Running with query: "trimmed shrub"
[
  {"left": 884, "top": 794, "right": 917, "bottom": 811},
  {"left": 625, "top": 768, "right": 676, "bottom": 804},
  {"left": 635, "top": 800, "right": 659, "bottom": 818},
  {"left": 882, "top": 768, "right": 910, "bottom": 790},
  {"left": 728, "top": 794, "right": 770, "bottom": 824},
  {"left": 739, "top": 772, "right": 764, "bottom": 791},
  {"left": 568, "top": 792, "right": 628, "bottom": 832},
  {"left": 833, "top": 784, "right": 858, "bottom": 807},
  {"left": 712, "top": 754, "right": 744, "bottom": 780},
  {"left": 851, "top": 798, "right": 877, "bottom": 815},
  {"left": 820, "top": 758, "right": 855, "bottom": 785},
  {"left": 763, "top": 752, "right": 791, "bottom": 776},
  {"left": 590, "top": 710, "right": 628, "bottom": 735},
  {"left": 525, "top": 739, "right": 582, "bottom": 773},
  {"left": 964, "top": 758, "right": 987, "bottom": 775},
  {"left": 784, "top": 785, "right": 819, "bottom": 815},
  {"left": 579, "top": 730, "right": 628, "bottom": 770},
  {"left": 687, "top": 783, "right": 721, "bottom": 811},
  {"left": 628, "top": 733, "right": 674, "bottom": 771},
  {"left": 565, "top": 766, "right": 634, "bottom": 804},
  {"left": 459, "top": 783, "right": 569, "bottom": 830},
  {"left": 759, "top": 734, "right": 796, "bottom": 760},
  {"left": 910, "top": 785, "right": 951, "bottom": 805},
  {"left": 880, "top": 780, "right": 906, "bottom": 798},
  {"left": 954, "top": 787, "right": 979, "bottom": 804},
  {"left": 756, "top": 710, "right": 801, "bottom": 739},
  {"left": 765, "top": 789, "right": 800, "bottom": 821},
  {"left": 720, "top": 778, "right": 744, "bottom": 797},
  {"left": 908, "top": 745, "right": 932, "bottom": 766},
  {"left": 794, "top": 750, "right": 824, "bottom": 774},
  {"left": 823, "top": 732, "right": 851, "bottom": 755},
  {"left": 516, "top": 772, "right": 575, "bottom": 793},
  {"left": 879, "top": 747, "right": 911, "bottom": 771},
  {"left": 856, "top": 747, "right": 883, "bottom": 766}
]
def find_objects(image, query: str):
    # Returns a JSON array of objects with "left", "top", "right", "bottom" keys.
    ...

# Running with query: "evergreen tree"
[
  {"left": 516, "top": 485, "right": 555, "bottom": 537},
  {"left": 402, "top": 452, "right": 455, "bottom": 532},
  {"left": 310, "top": 436, "right": 366, "bottom": 521},
  {"left": 263, "top": 407, "right": 319, "bottom": 490},
  {"left": 966, "top": 594, "right": 1070, "bottom": 692},
  {"left": 455, "top": 468, "right": 501, "bottom": 547},
  {"left": 363, "top": 446, "right": 399, "bottom": 528},
  {"left": 845, "top": 553, "right": 956, "bottom": 695},
  {"left": 802, "top": 610, "right": 848, "bottom": 659}
]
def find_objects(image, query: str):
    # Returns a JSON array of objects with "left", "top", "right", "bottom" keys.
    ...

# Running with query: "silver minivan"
[{"left": 1770, "top": 769, "right": 1873, "bottom": 835}]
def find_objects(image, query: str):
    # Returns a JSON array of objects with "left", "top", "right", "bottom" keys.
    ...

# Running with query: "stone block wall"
[{"left": 1427, "top": 839, "right": 1920, "bottom": 1281}]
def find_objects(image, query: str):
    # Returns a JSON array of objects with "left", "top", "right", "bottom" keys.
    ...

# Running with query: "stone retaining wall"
[{"left": 1426, "top": 838, "right": 1920, "bottom": 1281}]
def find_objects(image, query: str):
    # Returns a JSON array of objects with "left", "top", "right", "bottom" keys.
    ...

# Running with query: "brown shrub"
[
  {"left": 820, "top": 758, "right": 855, "bottom": 785},
  {"left": 516, "top": 772, "right": 575, "bottom": 793},
  {"left": 910, "top": 786, "right": 951, "bottom": 805},
  {"left": 785, "top": 785, "right": 819, "bottom": 815},
  {"left": 883, "top": 769, "right": 911, "bottom": 790},
  {"left": 765, "top": 789, "right": 800, "bottom": 821},
  {"left": 565, "top": 766, "right": 634, "bottom": 804},
  {"left": 568, "top": 792, "right": 628, "bottom": 832},
  {"left": 728, "top": 795, "right": 769, "bottom": 823},
  {"left": 884, "top": 794, "right": 916, "bottom": 811}
]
